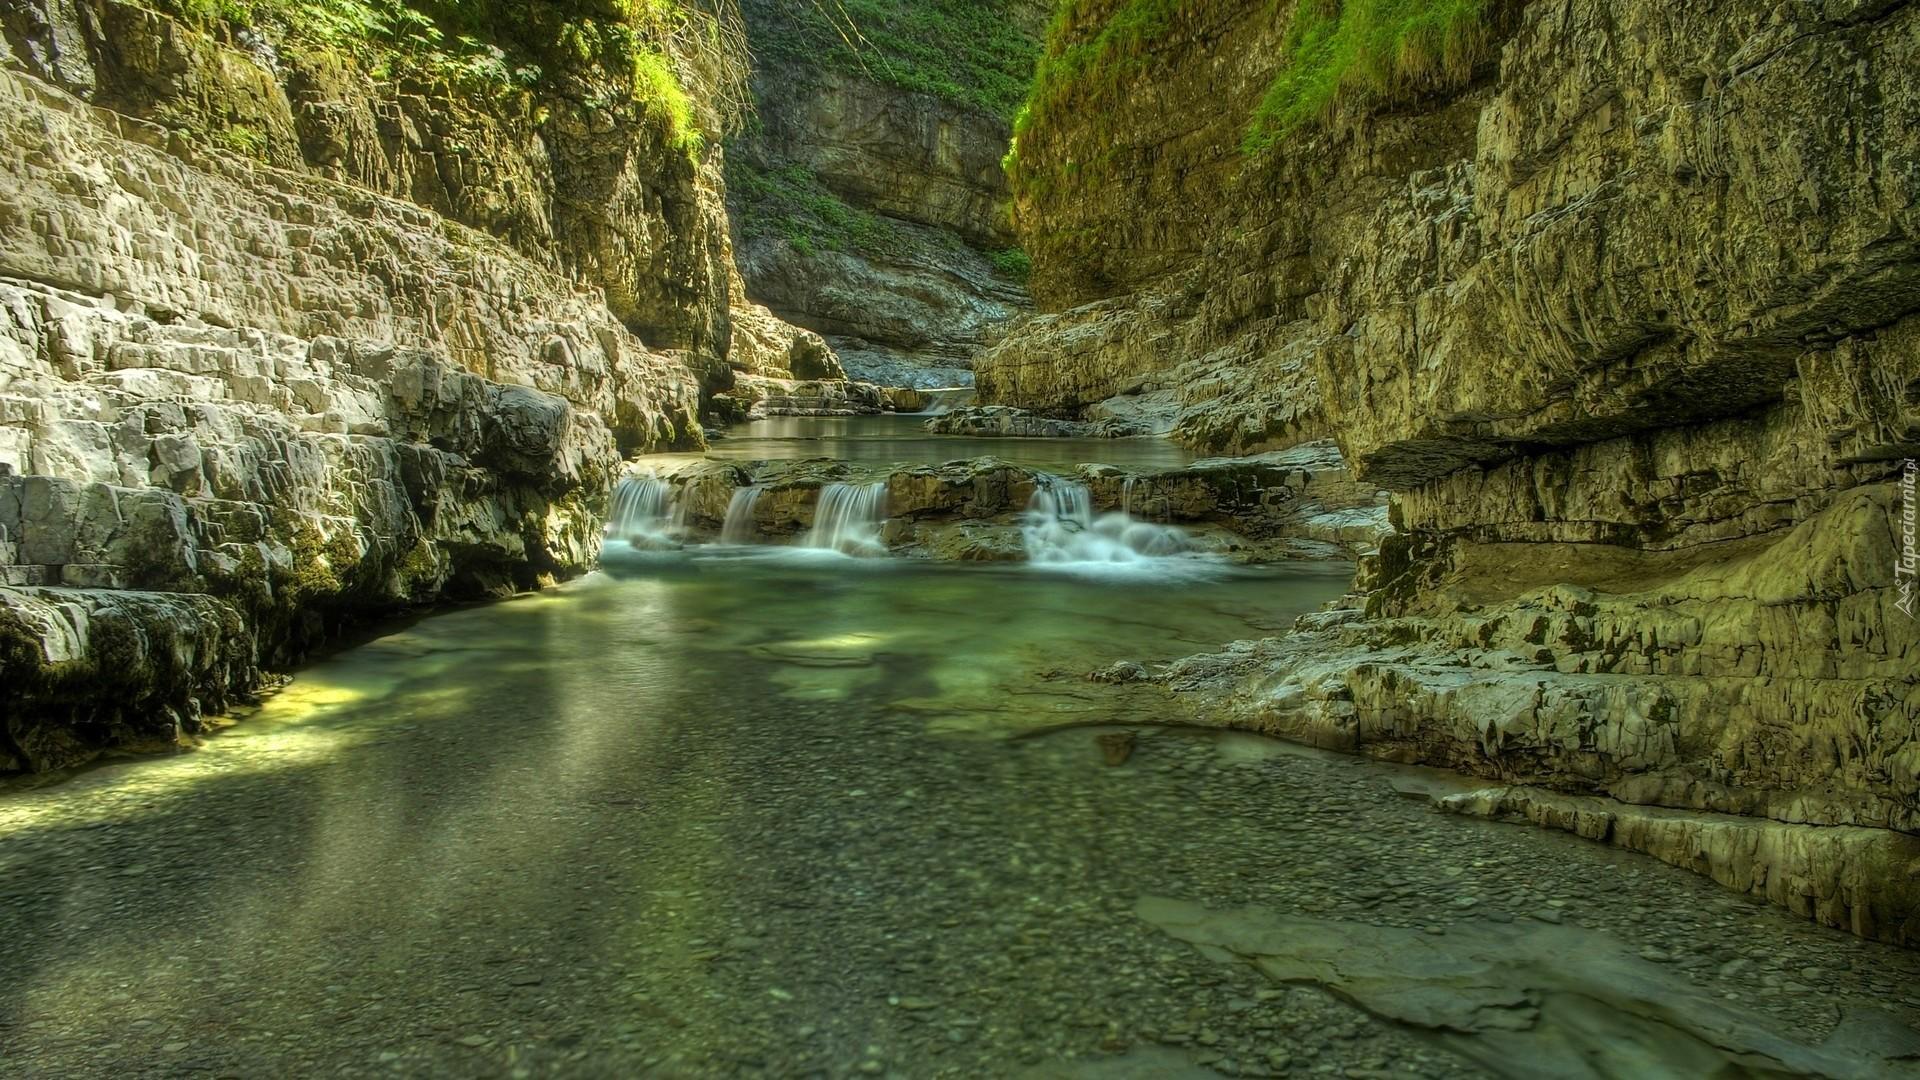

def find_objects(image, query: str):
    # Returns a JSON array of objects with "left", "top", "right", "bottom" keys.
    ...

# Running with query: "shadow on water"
[{"left": 2, "top": 553, "right": 1918, "bottom": 1077}]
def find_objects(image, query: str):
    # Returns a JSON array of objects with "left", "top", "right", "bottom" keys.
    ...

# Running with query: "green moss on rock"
[
  {"left": 1244, "top": 0, "right": 1503, "bottom": 152},
  {"left": 151, "top": 0, "right": 713, "bottom": 151},
  {"left": 742, "top": 0, "right": 1041, "bottom": 120},
  {"left": 1007, "top": 0, "right": 1509, "bottom": 195},
  {"left": 728, "top": 159, "right": 910, "bottom": 257}
]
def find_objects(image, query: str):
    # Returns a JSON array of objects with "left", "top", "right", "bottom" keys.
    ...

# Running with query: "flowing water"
[
  {"left": 3, "top": 425, "right": 1919, "bottom": 1079},
  {"left": 720, "top": 487, "right": 764, "bottom": 545},
  {"left": 1024, "top": 479, "right": 1189, "bottom": 567},
  {"left": 803, "top": 483, "right": 890, "bottom": 557},
  {"left": 608, "top": 473, "right": 678, "bottom": 545}
]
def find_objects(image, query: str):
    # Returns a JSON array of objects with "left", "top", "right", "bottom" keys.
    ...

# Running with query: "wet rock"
[
  {"left": 987, "top": 0, "right": 1920, "bottom": 941},
  {"left": 925, "top": 406, "right": 1147, "bottom": 440},
  {"left": 718, "top": 374, "right": 886, "bottom": 418},
  {"left": 881, "top": 387, "right": 931, "bottom": 413},
  {"left": 645, "top": 444, "right": 1387, "bottom": 561},
  {"left": 0, "top": 32, "right": 745, "bottom": 766},
  {"left": 1097, "top": 732, "right": 1137, "bottom": 767},
  {"left": 1091, "top": 662, "right": 1149, "bottom": 685},
  {"left": 1137, "top": 897, "right": 1910, "bottom": 1078}
]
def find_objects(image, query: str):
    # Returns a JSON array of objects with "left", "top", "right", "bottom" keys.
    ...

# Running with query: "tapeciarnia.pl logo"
[{"left": 1900, "top": 459, "right": 1917, "bottom": 617}]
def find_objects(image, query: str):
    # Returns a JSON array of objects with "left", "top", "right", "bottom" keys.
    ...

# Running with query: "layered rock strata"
[
  {"left": 0, "top": 0, "right": 761, "bottom": 769},
  {"left": 714, "top": 375, "right": 889, "bottom": 419},
  {"left": 990, "top": 0, "right": 1920, "bottom": 938},
  {"left": 925, "top": 403, "right": 1161, "bottom": 439},
  {"left": 727, "top": 0, "right": 1040, "bottom": 384}
]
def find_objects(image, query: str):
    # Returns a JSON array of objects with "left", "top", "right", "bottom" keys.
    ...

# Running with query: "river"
[{"left": 1, "top": 422, "right": 1916, "bottom": 1079}]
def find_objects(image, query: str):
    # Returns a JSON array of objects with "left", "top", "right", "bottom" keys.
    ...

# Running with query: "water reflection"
[{"left": 1, "top": 557, "right": 1916, "bottom": 1078}]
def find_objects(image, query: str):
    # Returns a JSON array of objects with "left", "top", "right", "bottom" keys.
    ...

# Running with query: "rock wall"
[
  {"left": 726, "top": 0, "right": 1042, "bottom": 387},
  {"left": 0, "top": 0, "right": 821, "bottom": 771},
  {"left": 991, "top": 0, "right": 1920, "bottom": 940}
]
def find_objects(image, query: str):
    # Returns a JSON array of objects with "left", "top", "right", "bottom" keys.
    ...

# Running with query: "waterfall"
[
  {"left": 920, "top": 387, "right": 976, "bottom": 415},
  {"left": 607, "top": 473, "right": 679, "bottom": 546},
  {"left": 803, "top": 482, "right": 889, "bottom": 556},
  {"left": 1022, "top": 477, "right": 1188, "bottom": 565},
  {"left": 720, "top": 487, "right": 763, "bottom": 545},
  {"left": 1039, "top": 480, "right": 1093, "bottom": 527},
  {"left": 1120, "top": 475, "right": 1164, "bottom": 521}
]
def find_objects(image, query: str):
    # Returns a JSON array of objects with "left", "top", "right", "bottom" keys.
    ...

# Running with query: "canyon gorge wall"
[
  {"left": 0, "top": 0, "right": 824, "bottom": 770},
  {"left": 988, "top": 0, "right": 1920, "bottom": 942},
  {"left": 726, "top": 0, "right": 1044, "bottom": 387}
]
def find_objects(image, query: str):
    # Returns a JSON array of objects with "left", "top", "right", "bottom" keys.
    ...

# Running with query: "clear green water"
[
  {"left": 670, "top": 414, "right": 1198, "bottom": 473},
  {"left": 4, "top": 526, "right": 1918, "bottom": 1077}
]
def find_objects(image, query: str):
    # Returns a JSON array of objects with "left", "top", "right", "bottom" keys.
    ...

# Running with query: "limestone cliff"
[
  {"left": 726, "top": 0, "right": 1043, "bottom": 387},
  {"left": 0, "top": 0, "right": 819, "bottom": 770},
  {"left": 991, "top": 0, "right": 1920, "bottom": 942}
]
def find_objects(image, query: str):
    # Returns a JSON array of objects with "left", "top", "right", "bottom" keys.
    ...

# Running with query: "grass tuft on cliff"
[
  {"left": 1243, "top": 0, "right": 1499, "bottom": 152},
  {"left": 743, "top": 0, "right": 1042, "bottom": 120},
  {"left": 1010, "top": 0, "right": 1180, "bottom": 138},
  {"left": 1006, "top": 0, "right": 1504, "bottom": 192},
  {"left": 162, "top": 0, "right": 722, "bottom": 153},
  {"left": 1003, "top": 0, "right": 1189, "bottom": 194},
  {"left": 989, "top": 247, "right": 1033, "bottom": 283},
  {"left": 728, "top": 160, "right": 909, "bottom": 258}
]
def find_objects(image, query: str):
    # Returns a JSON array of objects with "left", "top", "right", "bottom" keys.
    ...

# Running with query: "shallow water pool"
[{"left": 2, "top": 552, "right": 1916, "bottom": 1078}]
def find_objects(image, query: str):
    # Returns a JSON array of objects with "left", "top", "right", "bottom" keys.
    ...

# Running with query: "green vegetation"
[
  {"left": 155, "top": 0, "right": 716, "bottom": 152},
  {"left": 1003, "top": 0, "right": 1188, "bottom": 193},
  {"left": 728, "top": 160, "right": 908, "bottom": 257},
  {"left": 989, "top": 246, "right": 1032, "bottom": 282},
  {"left": 1006, "top": 0, "right": 1504, "bottom": 194},
  {"left": 745, "top": 0, "right": 1041, "bottom": 119},
  {"left": 1244, "top": 0, "right": 1497, "bottom": 152},
  {"left": 217, "top": 122, "right": 269, "bottom": 159},
  {"left": 631, "top": 48, "right": 701, "bottom": 152},
  {"left": 1013, "top": 0, "right": 1182, "bottom": 138}
]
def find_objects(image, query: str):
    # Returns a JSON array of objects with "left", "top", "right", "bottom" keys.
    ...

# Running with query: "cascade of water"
[
  {"left": 1022, "top": 476, "right": 1188, "bottom": 565},
  {"left": 1121, "top": 476, "right": 1138, "bottom": 518},
  {"left": 720, "top": 487, "right": 764, "bottom": 545},
  {"left": 607, "top": 473, "right": 679, "bottom": 545},
  {"left": 803, "top": 482, "right": 889, "bottom": 556},
  {"left": 1033, "top": 480, "right": 1093, "bottom": 528},
  {"left": 920, "top": 387, "right": 976, "bottom": 415}
]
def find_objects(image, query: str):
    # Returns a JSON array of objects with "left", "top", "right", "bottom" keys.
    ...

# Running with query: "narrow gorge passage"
[
  {"left": 5, "top": 539, "right": 1917, "bottom": 1078},
  {"left": 1, "top": 0, "right": 1916, "bottom": 1076}
]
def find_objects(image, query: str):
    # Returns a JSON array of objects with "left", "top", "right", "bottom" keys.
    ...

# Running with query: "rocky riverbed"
[{"left": 3, "top": 559, "right": 1916, "bottom": 1079}]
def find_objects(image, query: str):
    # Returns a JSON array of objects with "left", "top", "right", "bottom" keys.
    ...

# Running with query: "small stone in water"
[{"left": 1097, "top": 731, "right": 1137, "bottom": 766}]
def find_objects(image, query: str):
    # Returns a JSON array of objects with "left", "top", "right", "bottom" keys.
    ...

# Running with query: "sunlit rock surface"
[
  {"left": 727, "top": 0, "right": 1040, "bottom": 383},
  {"left": 0, "top": 0, "right": 757, "bottom": 768},
  {"left": 988, "top": 0, "right": 1920, "bottom": 936}
]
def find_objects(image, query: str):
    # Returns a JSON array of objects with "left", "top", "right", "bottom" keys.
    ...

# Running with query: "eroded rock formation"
[
  {"left": 990, "top": 0, "right": 1920, "bottom": 940},
  {"left": 726, "top": 0, "right": 1042, "bottom": 387},
  {"left": 0, "top": 0, "right": 819, "bottom": 769}
]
